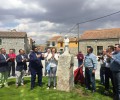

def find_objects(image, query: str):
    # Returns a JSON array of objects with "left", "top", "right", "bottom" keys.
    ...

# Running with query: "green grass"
[{"left": 0, "top": 77, "right": 113, "bottom": 100}]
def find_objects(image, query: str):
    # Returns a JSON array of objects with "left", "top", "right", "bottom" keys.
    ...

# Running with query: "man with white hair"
[{"left": 0, "top": 48, "right": 10, "bottom": 88}]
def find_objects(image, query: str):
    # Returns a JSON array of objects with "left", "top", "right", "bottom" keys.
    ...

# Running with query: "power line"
[
  {"left": 65, "top": 10, "right": 120, "bottom": 34},
  {"left": 77, "top": 10, "right": 120, "bottom": 25}
]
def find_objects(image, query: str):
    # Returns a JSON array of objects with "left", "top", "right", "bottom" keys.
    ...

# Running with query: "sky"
[{"left": 0, "top": 0, "right": 120, "bottom": 44}]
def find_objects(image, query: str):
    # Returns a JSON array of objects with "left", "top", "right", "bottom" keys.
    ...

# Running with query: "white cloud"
[{"left": 0, "top": 0, "right": 47, "bottom": 13}]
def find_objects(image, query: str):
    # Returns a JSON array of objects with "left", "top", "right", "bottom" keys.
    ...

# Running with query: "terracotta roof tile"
[
  {"left": 80, "top": 28, "right": 120, "bottom": 40},
  {"left": 48, "top": 36, "right": 62, "bottom": 41},
  {"left": 58, "top": 37, "right": 78, "bottom": 42},
  {"left": 0, "top": 31, "right": 27, "bottom": 38}
]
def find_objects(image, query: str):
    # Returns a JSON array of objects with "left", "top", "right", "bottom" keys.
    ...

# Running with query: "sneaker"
[
  {"left": 92, "top": 90, "right": 96, "bottom": 93},
  {"left": 53, "top": 87, "right": 56, "bottom": 89},
  {"left": 16, "top": 84, "right": 19, "bottom": 88},
  {"left": 104, "top": 90, "right": 109, "bottom": 95},
  {"left": 21, "top": 83, "right": 24, "bottom": 86},
  {"left": 47, "top": 87, "right": 49, "bottom": 89},
  {"left": 0, "top": 85, "right": 2, "bottom": 88},
  {"left": 4, "top": 84, "right": 9, "bottom": 88}
]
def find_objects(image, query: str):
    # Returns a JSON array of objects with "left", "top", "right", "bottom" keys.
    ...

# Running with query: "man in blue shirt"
[
  {"left": 84, "top": 47, "right": 97, "bottom": 92},
  {"left": 107, "top": 44, "right": 120, "bottom": 100}
]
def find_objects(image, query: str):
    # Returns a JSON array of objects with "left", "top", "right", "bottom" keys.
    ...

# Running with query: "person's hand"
[
  {"left": 37, "top": 54, "right": 41, "bottom": 58},
  {"left": 80, "top": 65, "right": 83, "bottom": 68},
  {"left": 106, "top": 53, "right": 112, "bottom": 58},
  {"left": 92, "top": 69, "right": 96, "bottom": 74},
  {"left": 6, "top": 58, "right": 10, "bottom": 62}
]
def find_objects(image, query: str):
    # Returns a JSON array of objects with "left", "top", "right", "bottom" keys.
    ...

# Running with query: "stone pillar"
[{"left": 57, "top": 53, "right": 74, "bottom": 92}]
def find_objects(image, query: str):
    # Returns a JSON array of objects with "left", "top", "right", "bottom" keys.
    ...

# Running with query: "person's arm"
[
  {"left": 91, "top": 55, "right": 97, "bottom": 73},
  {"left": 54, "top": 54, "right": 58, "bottom": 61},
  {"left": 29, "top": 54, "right": 38, "bottom": 62},
  {"left": 16, "top": 55, "right": 23, "bottom": 63},
  {"left": 111, "top": 54, "right": 120, "bottom": 65}
]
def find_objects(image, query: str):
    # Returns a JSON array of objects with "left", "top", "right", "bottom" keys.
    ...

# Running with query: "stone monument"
[{"left": 57, "top": 35, "right": 74, "bottom": 92}]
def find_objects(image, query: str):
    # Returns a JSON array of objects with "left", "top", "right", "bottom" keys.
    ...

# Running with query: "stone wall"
[
  {"left": 69, "top": 48, "right": 78, "bottom": 56},
  {"left": 0, "top": 37, "right": 27, "bottom": 54},
  {"left": 79, "top": 39, "right": 119, "bottom": 55}
]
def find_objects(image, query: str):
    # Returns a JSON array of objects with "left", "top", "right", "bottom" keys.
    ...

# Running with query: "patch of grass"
[{"left": 0, "top": 77, "right": 113, "bottom": 100}]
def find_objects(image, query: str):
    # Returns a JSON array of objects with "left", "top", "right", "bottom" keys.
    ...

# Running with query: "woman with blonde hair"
[{"left": 47, "top": 48, "right": 59, "bottom": 89}]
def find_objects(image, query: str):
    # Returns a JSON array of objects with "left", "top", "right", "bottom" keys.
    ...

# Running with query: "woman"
[{"left": 47, "top": 48, "right": 59, "bottom": 89}]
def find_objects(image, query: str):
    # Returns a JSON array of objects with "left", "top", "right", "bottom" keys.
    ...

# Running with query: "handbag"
[{"left": 46, "top": 63, "right": 51, "bottom": 72}]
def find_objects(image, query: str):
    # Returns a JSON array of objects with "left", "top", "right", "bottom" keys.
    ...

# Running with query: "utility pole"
[{"left": 77, "top": 23, "right": 80, "bottom": 53}]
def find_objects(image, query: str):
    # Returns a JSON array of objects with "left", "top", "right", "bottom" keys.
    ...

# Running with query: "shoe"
[
  {"left": 21, "top": 83, "right": 24, "bottom": 86},
  {"left": 92, "top": 90, "right": 96, "bottom": 93},
  {"left": 0, "top": 85, "right": 2, "bottom": 88},
  {"left": 104, "top": 90, "right": 109, "bottom": 95},
  {"left": 4, "top": 84, "right": 9, "bottom": 88},
  {"left": 16, "top": 84, "right": 19, "bottom": 88},
  {"left": 53, "top": 87, "right": 56, "bottom": 89},
  {"left": 31, "top": 87, "right": 34, "bottom": 90},
  {"left": 39, "top": 84, "right": 42, "bottom": 87},
  {"left": 47, "top": 87, "right": 49, "bottom": 90}
]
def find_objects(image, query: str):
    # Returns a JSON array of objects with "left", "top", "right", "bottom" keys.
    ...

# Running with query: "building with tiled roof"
[
  {"left": 46, "top": 35, "right": 62, "bottom": 48},
  {"left": 0, "top": 30, "right": 31, "bottom": 54},
  {"left": 46, "top": 35, "right": 78, "bottom": 55},
  {"left": 79, "top": 28, "right": 120, "bottom": 55}
]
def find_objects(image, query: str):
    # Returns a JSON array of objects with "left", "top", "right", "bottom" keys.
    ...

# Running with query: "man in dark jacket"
[
  {"left": 29, "top": 47, "right": 44, "bottom": 90},
  {"left": 16, "top": 49, "right": 28, "bottom": 87},
  {"left": 0, "top": 48, "right": 10, "bottom": 88}
]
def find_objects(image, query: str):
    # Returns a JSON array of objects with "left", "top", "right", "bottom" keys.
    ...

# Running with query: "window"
[
  {"left": 0, "top": 39, "right": 2, "bottom": 45},
  {"left": 97, "top": 46, "right": 103, "bottom": 55},
  {"left": 52, "top": 42, "right": 55, "bottom": 46}
]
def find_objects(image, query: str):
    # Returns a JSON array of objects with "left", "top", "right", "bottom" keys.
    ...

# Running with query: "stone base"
[{"left": 57, "top": 53, "right": 74, "bottom": 92}]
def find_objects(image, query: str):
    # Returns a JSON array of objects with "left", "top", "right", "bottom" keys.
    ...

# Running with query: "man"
[
  {"left": 104, "top": 46, "right": 115, "bottom": 95},
  {"left": 23, "top": 50, "right": 28, "bottom": 76},
  {"left": 16, "top": 49, "right": 27, "bottom": 87},
  {"left": 77, "top": 51, "right": 84, "bottom": 67},
  {"left": 84, "top": 47, "right": 97, "bottom": 92},
  {"left": 107, "top": 44, "right": 120, "bottom": 100},
  {"left": 0, "top": 48, "right": 10, "bottom": 88},
  {"left": 98, "top": 50, "right": 107, "bottom": 85},
  {"left": 29, "top": 47, "right": 44, "bottom": 90},
  {"left": 8, "top": 49, "right": 16, "bottom": 77}
]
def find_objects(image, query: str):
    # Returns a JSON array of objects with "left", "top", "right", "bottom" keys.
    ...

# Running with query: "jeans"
[
  {"left": 0, "top": 71, "right": 8, "bottom": 87},
  {"left": 30, "top": 67, "right": 42, "bottom": 88},
  {"left": 100, "top": 67, "right": 105, "bottom": 84},
  {"left": 112, "top": 71, "right": 120, "bottom": 100},
  {"left": 78, "top": 61, "right": 83, "bottom": 67},
  {"left": 8, "top": 62, "right": 15, "bottom": 76},
  {"left": 85, "top": 68, "right": 96, "bottom": 90},
  {"left": 48, "top": 67, "right": 57, "bottom": 87},
  {"left": 16, "top": 70, "right": 25, "bottom": 85},
  {"left": 105, "top": 67, "right": 115, "bottom": 93}
]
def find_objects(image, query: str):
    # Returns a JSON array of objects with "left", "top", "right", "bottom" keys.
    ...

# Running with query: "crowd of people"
[
  {"left": 0, "top": 47, "right": 59, "bottom": 90},
  {"left": 77, "top": 44, "right": 120, "bottom": 100},
  {"left": 0, "top": 44, "right": 120, "bottom": 100}
]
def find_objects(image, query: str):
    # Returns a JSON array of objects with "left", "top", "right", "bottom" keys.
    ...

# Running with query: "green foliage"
[{"left": 0, "top": 77, "right": 112, "bottom": 100}]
